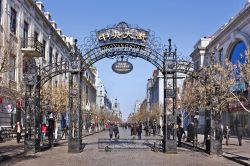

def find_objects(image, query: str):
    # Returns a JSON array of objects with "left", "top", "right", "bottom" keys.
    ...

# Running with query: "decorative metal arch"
[
  {"left": 39, "top": 61, "right": 70, "bottom": 87},
  {"left": 81, "top": 45, "right": 164, "bottom": 71},
  {"left": 36, "top": 22, "right": 194, "bottom": 87},
  {"left": 25, "top": 22, "right": 196, "bottom": 154}
]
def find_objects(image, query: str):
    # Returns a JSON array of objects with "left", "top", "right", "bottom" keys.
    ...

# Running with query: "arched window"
[
  {"left": 229, "top": 41, "right": 247, "bottom": 91},
  {"left": 230, "top": 41, "right": 247, "bottom": 64}
]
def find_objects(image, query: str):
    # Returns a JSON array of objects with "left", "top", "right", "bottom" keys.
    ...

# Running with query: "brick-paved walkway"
[{"left": 1, "top": 128, "right": 241, "bottom": 166}]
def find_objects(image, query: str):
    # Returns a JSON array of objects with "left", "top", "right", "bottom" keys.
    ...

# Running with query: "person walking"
[
  {"left": 132, "top": 123, "right": 137, "bottom": 139},
  {"left": 15, "top": 122, "right": 22, "bottom": 143},
  {"left": 187, "top": 122, "right": 194, "bottom": 142},
  {"left": 237, "top": 125, "right": 243, "bottom": 146},
  {"left": 153, "top": 123, "right": 156, "bottom": 136},
  {"left": 235, "top": 118, "right": 243, "bottom": 146},
  {"left": 130, "top": 124, "right": 133, "bottom": 136},
  {"left": 113, "top": 124, "right": 119, "bottom": 140},
  {"left": 137, "top": 123, "right": 142, "bottom": 140},
  {"left": 223, "top": 125, "right": 230, "bottom": 145},
  {"left": 144, "top": 124, "right": 149, "bottom": 136},
  {"left": 41, "top": 123, "right": 47, "bottom": 144},
  {"left": 54, "top": 118, "right": 59, "bottom": 142},
  {"left": 109, "top": 124, "right": 114, "bottom": 140},
  {"left": 177, "top": 125, "right": 185, "bottom": 147},
  {"left": 48, "top": 113, "right": 55, "bottom": 147},
  {"left": 61, "top": 115, "right": 66, "bottom": 139}
]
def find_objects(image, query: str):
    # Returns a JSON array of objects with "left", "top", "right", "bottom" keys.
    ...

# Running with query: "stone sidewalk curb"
[
  {"left": 182, "top": 141, "right": 250, "bottom": 166},
  {"left": 222, "top": 152, "right": 250, "bottom": 166}
]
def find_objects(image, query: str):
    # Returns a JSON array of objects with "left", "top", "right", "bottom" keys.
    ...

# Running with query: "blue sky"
[{"left": 41, "top": 0, "right": 246, "bottom": 119}]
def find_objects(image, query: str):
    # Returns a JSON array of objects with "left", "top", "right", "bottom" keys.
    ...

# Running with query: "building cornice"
[
  {"left": 208, "top": 4, "right": 250, "bottom": 48},
  {"left": 27, "top": 0, "right": 71, "bottom": 54}
]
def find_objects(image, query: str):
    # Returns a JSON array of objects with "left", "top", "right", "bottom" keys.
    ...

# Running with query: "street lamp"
[{"left": 162, "top": 39, "right": 178, "bottom": 153}]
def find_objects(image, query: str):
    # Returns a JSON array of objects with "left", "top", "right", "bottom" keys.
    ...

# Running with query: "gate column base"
[
  {"left": 68, "top": 138, "right": 83, "bottom": 153},
  {"left": 165, "top": 139, "right": 177, "bottom": 154},
  {"left": 24, "top": 139, "right": 41, "bottom": 154},
  {"left": 209, "top": 139, "right": 222, "bottom": 155}
]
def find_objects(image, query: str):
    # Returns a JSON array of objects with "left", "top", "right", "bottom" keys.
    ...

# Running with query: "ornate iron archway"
[{"left": 23, "top": 22, "right": 194, "bottom": 154}]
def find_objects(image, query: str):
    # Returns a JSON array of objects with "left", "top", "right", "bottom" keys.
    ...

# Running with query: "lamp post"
[{"left": 162, "top": 39, "right": 177, "bottom": 153}]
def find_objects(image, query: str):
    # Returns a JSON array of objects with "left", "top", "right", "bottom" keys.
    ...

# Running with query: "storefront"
[
  {"left": 0, "top": 87, "right": 24, "bottom": 128},
  {"left": 226, "top": 101, "right": 250, "bottom": 137}
]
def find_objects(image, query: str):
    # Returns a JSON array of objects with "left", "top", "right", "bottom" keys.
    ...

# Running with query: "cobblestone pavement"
[{"left": 1, "top": 128, "right": 241, "bottom": 166}]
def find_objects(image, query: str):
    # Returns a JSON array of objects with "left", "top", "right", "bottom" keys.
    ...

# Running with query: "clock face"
[{"left": 167, "top": 61, "right": 175, "bottom": 69}]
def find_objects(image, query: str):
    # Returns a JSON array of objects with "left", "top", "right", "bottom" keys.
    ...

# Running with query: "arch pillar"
[
  {"left": 23, "top": 58, "right": 41, "bottom": 154},
  {"left": 68, "top": 49, "right": 83, "bottom": 153}
]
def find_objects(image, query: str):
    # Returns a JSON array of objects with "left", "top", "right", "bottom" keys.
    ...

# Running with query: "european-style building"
[
  {"left": 0, "top": 0, "right": 98, "bottom": 129},
  {"left": 190, "top": 1, "right": 250, "bottom": 136}
]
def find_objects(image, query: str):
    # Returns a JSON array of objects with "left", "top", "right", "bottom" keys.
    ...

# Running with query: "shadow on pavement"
[
  {"left": 1, "top": 151, "right": 37, "bottom": 166},
  {"left": 225, "top": 152, "right": 250, "bottom": 161}
]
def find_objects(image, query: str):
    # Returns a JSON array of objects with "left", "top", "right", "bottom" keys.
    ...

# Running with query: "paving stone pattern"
[{"left": 1, "top": 128, "right": 242, "bottom": 166}]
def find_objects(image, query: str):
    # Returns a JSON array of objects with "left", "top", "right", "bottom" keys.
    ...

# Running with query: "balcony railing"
[{"left": 21, "top": 37, "right": 44, "bottom": 58}]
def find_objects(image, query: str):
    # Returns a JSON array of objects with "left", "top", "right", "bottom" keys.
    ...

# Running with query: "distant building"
[
  {"left": 112, "top": 98, "right": 122, "bottom": 119},
  {"left": 95, "top": 71, "right": 112, "bottom": 112},
  {"left": 134, "top": 100, "right": 141, "bottom": 114}
]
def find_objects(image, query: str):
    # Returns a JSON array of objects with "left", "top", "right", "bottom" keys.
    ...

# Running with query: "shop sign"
[
  {"left": 96, "top": 22, "right": 149, "bottom": 47},
  {"left": 112, "top": 60, "right": 133, "bottom": 74},
  {"left": 228, "top": 101, "right": 248, "bottom": 112}
]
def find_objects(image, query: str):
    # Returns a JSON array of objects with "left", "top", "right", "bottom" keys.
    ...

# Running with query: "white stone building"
[
  {"left": 190, "top": 1, "right": 250, "bottom": 136},
  {"left": 112, "top": 98, "right": 122, "bottom": 119},
  {"left": 95, "top": 71, "right": 112, "bottom": 112},
  {"left": 0, "top": 0, "right": 74, "bottom": 127}
]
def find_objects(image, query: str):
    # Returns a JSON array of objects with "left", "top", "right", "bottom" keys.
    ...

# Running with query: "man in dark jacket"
[
  {"left": 109, "top": 124, "right": 114, "bottom": 140},
  {"left": 177, "top": 125, "right": 185, "bottom": 147},
  {"left": 113, "top": 124, "right": 119, "bottom": 140},
  {"left": 237, "top": 126, "right": 243, "bottom": 146},
  {"left": 137, "top": 123, "right": 142, "bottom": 140},
  {"left": 235, "top": 118, "right": 243, "bottom": 146},
  {"left": 48, "top": 113, "right": 55, "bottom": 147}
]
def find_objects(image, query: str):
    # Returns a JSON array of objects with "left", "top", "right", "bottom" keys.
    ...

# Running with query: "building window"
[
  {"left": 230, "top": 41, "right": 247, "bottom": 89},
  {"left": 194, "top": 61, "right": 199, "bottom": 70},
  {"left": 34, "top": 31, "right": 39, "bottom": 49},
  {"left": 9, "top": 55, "right": 16, "bottom": 81},
  {"left": 0, "top": 0, "right": 2, "bottom": 24},
  {"left": 49, "top": 47, "right": 53, "bottom": 65},
  {"left": 34, "top": 31, "right": 38, "bottom": 42},
  {"left": 42, "top": 40, "right": 46, "bottom": 58},
  {"left": 55, "top": 52, "right": 58, "bottom": 64},
  {"left": 10, "top": 8, "right": 17, "bottom": 34},
  {"left": 23, "top": 21, "right": 29, "bottom": 48},
  {"left": 230, "top": 41, "right": 246, "bottom": 65},
  {"left": 218, "top": 48, "right": 223, "bottom": 65}
]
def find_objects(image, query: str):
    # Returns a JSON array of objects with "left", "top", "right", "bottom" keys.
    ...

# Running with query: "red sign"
[
  {"left": 228, "top": 101, "right": 248, "bottom": 112},
  {"left": 16, "top": 99, "right": 24, "bottom": 108}
]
